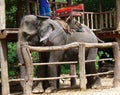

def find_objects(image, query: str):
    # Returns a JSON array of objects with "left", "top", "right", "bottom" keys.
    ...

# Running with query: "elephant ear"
[{"left": 40, "top": 24, "right": 54, "bottom": 42}]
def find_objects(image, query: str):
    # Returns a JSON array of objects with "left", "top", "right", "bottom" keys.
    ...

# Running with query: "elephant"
[
  {"left": 17, "top": 15, "right": 44, "bottom": 93},
  {"left": 17, "top": 15, "right": 101, "bottom": 93}
]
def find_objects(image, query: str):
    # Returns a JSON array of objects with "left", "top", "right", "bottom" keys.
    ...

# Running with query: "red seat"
[{"left": 55, "top": 4, "right": 84, "bottom": 17}]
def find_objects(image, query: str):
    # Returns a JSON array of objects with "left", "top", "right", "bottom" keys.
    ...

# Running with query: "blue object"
[{"left": 39, "top": 0, "right": 51, "bottom": 16}]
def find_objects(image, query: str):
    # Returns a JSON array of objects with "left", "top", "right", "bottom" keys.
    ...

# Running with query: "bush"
[
  {"left": 8, "top": 42, "right": 40, "bottom": 78},
  {"left": 8, "top": 42, "right": 19, "bottom": 78}
]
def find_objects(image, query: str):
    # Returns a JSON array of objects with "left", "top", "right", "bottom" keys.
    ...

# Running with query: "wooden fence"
[
  {"left": 74, "top": 11, "right": 116, "bottom": 31},
  {"left": 50, "top": 1, "right": 68, "bottom": 15},
  {"left": 26, "top": 1, "right": 116, "bottom": 31},
  {"left": 18, "top": 42, "right": 120, "bottom": 95}
]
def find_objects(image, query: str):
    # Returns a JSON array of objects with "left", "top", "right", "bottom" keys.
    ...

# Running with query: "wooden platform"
[
  {"left": 0, "top": 28, "right": 120, "bottom": 41},
  {"left": 0, "top": 28, "right": 18, "bottom": 41},
  {"left": 95, "top": 30, "right": 120, "bottom": 40}
]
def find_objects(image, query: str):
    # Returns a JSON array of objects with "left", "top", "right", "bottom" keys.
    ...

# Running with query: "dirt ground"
[{"left": 10, "top": 77, "right": 120, "bottom": 95}]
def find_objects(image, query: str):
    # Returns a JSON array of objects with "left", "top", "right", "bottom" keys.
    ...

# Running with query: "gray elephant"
[
  {"left": 17, "top": 15, "right": 45, "bottom": 93},
  {"left": 17, "top": 15, "right": 101, "bottom": 93}
]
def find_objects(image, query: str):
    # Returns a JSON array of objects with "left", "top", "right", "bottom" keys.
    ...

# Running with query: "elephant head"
[
  {"left": 38, "top": 17, "right": 67, "bottom": 46},
  {"left": 17, "top": 15, "right": 50, "bottom": 64}
]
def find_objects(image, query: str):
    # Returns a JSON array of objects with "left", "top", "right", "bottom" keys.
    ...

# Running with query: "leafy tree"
[
  {"left": 8, "top": 42, "right": 19, "bottom": 78},
  {"left": 5, "top": 0, "right": 18, "bottom": 28}
]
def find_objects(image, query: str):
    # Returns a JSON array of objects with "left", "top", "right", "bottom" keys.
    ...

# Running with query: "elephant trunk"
[{"left": 17, "top": 41, "right": 25, "bottom": 65}]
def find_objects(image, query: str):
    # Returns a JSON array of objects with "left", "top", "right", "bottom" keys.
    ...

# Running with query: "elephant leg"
[
  {"left": 20, "top": 65, "right": 26, "bottom": 87},
  {"left": 45, "top": 51, "right": 63, "bottom": 93},
  {"left": 32, "top": 52, "right": 49, "bottom": 93},
  {"left": 32, "top": 65, "right": 46, "bottom": 93},
  {"left": 86, "top": 48, "right": 101, "bottom": 88},
  {"left": 45, "top": 64, "right": 58, "bottom": 93}
]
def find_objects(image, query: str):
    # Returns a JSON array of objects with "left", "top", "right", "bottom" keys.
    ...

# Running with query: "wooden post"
[
  {"left": 0, "top": 0, "right": 5, "bottom": 30},
  {"left": 78, "top": 43, "right": 87, "bottom": 90},
  {"left": 17, "top": 0, "right": 23, "bottom": 27},
  {"left": 67, "top": 0, "right": 72, "bottom": 6},
  {"left": 99, "top": 0, "right": 103, "bottom": 30},
  {"left": 115, "top": 0, "right": 120, "bottom": 87},
  {"left": 112, "top": 3, "right": 120, "bottom": 87},
  {"left": 116, "top": 0, "right": 120, "bottom": 30},
  {"left": 70, "top": 64, "right": 76, "bottom": 86},
  {"left": 113, "top": 42, "right": 120, "bottom": 87},
  {"left": 116, "top": 0, "right": 120, "bottom": 47},
  {"left": 0, "top": 0, "right": 10, "bottom": 95},
  {"left": 22, "top": 43, "right": 33, "bottom": 95},
  {"left": 0, "top": 40, "right": 10, "bottom": 95},
  {"left": 26, "top": 0, "right": 30, "bottom": 14}
]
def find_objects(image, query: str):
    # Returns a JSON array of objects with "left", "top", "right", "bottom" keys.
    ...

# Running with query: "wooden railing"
[
  {"left": 7, "top": 0, "right": 116, "bottom": 32},
  {"left": 75, "top": 11, "right": 116, "bottom": 31},
  {"left": 20, "top": 42, "right": 120, "bottom": 95},
  {"left": 50, "top": 2, "right": 67, "bottom": 14}
]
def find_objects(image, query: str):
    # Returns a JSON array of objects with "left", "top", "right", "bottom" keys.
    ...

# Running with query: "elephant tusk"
[{"left": 40, "top": 28, "right": 53, "bottom": 42}]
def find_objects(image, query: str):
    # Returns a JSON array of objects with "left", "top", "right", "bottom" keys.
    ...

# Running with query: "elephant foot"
[
  {"left": 92, "top": 77, "right": 102, "bottom": 89},
  {"left": 32, "top": 83, "right": 44, "bottom": 94},
  {"left": 87, "top": 76, "right": 101, "bottom": 89},
  {"left": 45, "top": 86, "right": 57, "bottom": 93}
]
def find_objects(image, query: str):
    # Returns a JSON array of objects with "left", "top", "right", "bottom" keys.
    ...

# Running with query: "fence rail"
[{"left": 19, "top": 42, "right": 120, "bottom": 95}]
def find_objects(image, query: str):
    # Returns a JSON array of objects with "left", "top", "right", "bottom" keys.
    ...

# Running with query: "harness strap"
[{"left": 54, "top": 18, "right": 71, "bottom": 33}]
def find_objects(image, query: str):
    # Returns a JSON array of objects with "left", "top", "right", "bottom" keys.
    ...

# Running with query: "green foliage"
[
  {"left": 8, "top": 42, "right": 40, "bottom": 78},
  {"left": 8, "top": 42, "right": 19, "bottom": 78},
  {"left": 6, "top": 0, "right": 18, "bottom": 28},
  {"left": 61, "top": 64, "right": 79, "bottom": 74},
  {"left": 31, "top": 52, "right": 39, "bottom": 62},
  {"left": 7, "top": 42, "right": 40, "bottom": 78},
  {"left": 96, "top": 50, "right": 114, "bottom": 70},
  {"left": 61, "top": 65, "right": 70, "bottom": 74},
  {"left": 73, "top": 0, "right": 115, "bottom": 12},
  {"left": 8, "top": 42, "right": 17, "bottom": 64}
]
